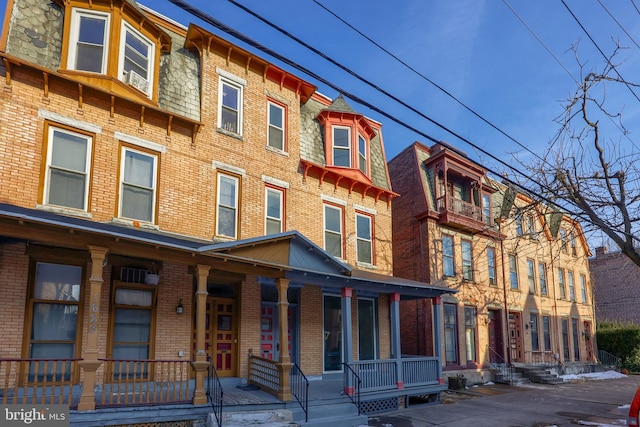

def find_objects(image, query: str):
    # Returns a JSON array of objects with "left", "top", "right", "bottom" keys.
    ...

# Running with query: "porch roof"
[{"left": 0, "top": 204, "right": 454, "bottom": 298}]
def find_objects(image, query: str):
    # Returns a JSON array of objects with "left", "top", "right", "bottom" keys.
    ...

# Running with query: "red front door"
[{"left": 488, "top": 309, "right": 504, "bottom": 363}]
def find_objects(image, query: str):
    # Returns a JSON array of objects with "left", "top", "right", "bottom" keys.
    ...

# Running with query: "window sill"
[
  {"left": 265, "top": 145, "right": 289, "bottom": 157},
  {"left": 36, "top": 204, "right": 92, "bottom": 219},
  {"left": 111, "top": 217, "right": 158, "bottom": 230},
  {"left": 216, "top": 127, "right": 243, "bottom": 140},
  {"left": 356, "top": 261, "right": 377, "bottom": 270}
]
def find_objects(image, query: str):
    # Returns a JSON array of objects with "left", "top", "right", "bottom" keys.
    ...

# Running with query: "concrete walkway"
[{"left": 368, "top": 375, "right": 640, "bottom": 426}]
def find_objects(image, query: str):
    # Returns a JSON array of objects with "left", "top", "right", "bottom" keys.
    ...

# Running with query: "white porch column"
[
  {"left": 433, "top": 296, "right": 444, "bottom": 385},
  {"left": 390, "top": 292, "right": 404, "bottom": 389}
]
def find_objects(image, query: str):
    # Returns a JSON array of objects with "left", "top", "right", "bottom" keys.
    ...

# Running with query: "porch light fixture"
[{"left": 176, "top": 299, "right": 184, "bottom": 314}]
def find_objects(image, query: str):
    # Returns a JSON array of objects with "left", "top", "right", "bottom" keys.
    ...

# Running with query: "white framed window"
[
  {"left": 580, "top": 274, "right": 588, "bottom": 303},
  {"left": 568, "top": 270, "right": 576, "bottom": 301},
  {"left": 527, "top": 258, "right": 536, "bottom": 294},
  {"left": 487, "top": 247, "right": 496, "bottom": 285},
  {"left": 558, "top": 267, "right": 566, "bottom": 299},
  {"left": 44, "top": 126, "right": 92, "bottom": 211},
  {"left": 461, "top": 240, "right": 473, "bottom": 281},
  {"left": 539, "top": 262, "right": 548, "bottom": 295},
  {"left": 356, "top": 212, "right": 373, "bottom": 265},
  {"left": 509, "top": 254, "right": 519, "bottom": 289},
  {"left": 119, "top": 147, "right": 157, "bottom": 223},
  {"left": 265, "top": 186, "right": 284, "bottom": 235},
  {"left": 324, "top": 204, "right": 343, "bottom": 258},
  {"left": 68, "top": 9, "right": 110, "bottom": 74},
  {"left": 442, "top": 235, "right": 454, "bottom": 277},
  {"left": 118, "top": 22, "right": 154, "bottom": 97},
  {"left": 332, "top": 126, "right": 351, "bottom": 167},
  {"left": 482, "top": 193, "right": 492, "bottom": 225},
  {"left": 357, "top": 133, "right": 367, "bottom": 174},
  {"left": 216, "top": 173, "right": 240, "bottom": 239},
  {"left": 218, "top": 78, "right": 243, "bottom": 135},
  {"left": 267, "top": 101, "right": 285, "bottom": 151}
]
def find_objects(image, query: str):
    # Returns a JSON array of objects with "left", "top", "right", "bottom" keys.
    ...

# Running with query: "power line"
[
  {"left": 165, "top": 0, "right": 640, "bottom": 244},
  {"left": 597, "top": 0, "right": 640, "bottom": 50}
]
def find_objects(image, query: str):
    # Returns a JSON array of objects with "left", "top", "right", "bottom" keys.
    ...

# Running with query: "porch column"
[
  {"left": 276, "top": 278, "right": 292, "bottom": 401},
  {"left": 191, "top": 264, "right": 210, "bottom": 405},
  {"left": 390, "top": 292, "right": 403, "bottom": 389},
  {"left": 77, "top": 245, "right": 108, "bottom": 411},
  {"left": 433, "top": 296, "right": 444, "bottom": 385},
  {"left": 342, "top": 287, "right": 354, "bottom": 395}
]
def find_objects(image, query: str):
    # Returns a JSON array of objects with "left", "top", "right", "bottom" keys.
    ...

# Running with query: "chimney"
[{"left": 595, "top": 246, "right": 607, "bottom": 257}]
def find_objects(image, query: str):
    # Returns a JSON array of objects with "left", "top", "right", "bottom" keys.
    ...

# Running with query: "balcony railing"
[
  {"left": 0, "top": 358, "right": 80, "bottom": 406},
  {"left": 97, "top": 359, "right": 193, "bottom": 407},
  {"left": 436, "top": 195, "right": 484, "bottom": 223}
]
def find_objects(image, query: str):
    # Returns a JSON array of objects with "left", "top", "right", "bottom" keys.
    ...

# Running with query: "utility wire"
[
  {"left": 630, "top": 0, "right": 640, "bottom": 17},
  {"left": 312, "top": 0, "right": 546, "bottom": 166},
  {"left": 165, "top": 0, "right": 639, "bottom": 243},
  {"left": 597, "top": 0, "right": 640, "bottom": 50}
]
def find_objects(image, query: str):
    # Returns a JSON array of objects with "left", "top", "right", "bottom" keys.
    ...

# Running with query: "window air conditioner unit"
[{"left": 124, "top": 70, "right": 149, "bottom": 94}]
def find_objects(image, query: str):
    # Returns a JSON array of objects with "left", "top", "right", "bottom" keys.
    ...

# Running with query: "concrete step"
[{"left": 211, "top": 409, "right": 297, "bottom": 426}]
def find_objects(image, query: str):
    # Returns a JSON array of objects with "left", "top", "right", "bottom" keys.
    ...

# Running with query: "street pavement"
[{"left": 368, "top": 374, "right": 640, "bottom": 427}]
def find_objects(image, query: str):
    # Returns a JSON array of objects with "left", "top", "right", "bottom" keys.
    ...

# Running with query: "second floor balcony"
[{"left": 436, "top": 195, "right": 486, "bottom": 232}]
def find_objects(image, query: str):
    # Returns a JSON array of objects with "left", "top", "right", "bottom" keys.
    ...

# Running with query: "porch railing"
[
  {"left": 248, "top": 354, "right": 280, "bottom": 392},
  {"left": 97, "top": 359, "right": 193, "bottom": 407},
  {"left": 290, "top": 362, "right": 309, "bottom": 423},
  {"left": 342, "top": 363, "right": 361, "bottom": 416},
  {"left": 206, "top": 357, "right": 223, "bottom": 427},
  {"left": 0, "top": 358, "right": 80, "bottom": 406},
  {"left": 350, "top": 359, "right": 397, "bottom": 392},
  {"left": 401, "top": 357, "right": 439, "bottom": 386}
]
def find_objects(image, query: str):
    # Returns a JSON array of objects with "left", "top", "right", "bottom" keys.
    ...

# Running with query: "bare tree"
[{"left": 518, "top": 42, "right": 640, "bottom": 268}]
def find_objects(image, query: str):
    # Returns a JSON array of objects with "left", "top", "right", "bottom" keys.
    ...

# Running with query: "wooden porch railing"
[
  {"left": 351, "top": 359, "right": 397, "bottom": 392},
  {"left": 0, "top": 358, "right": 80, "bottom": 406},
  {"left": 248, "top": 354, "right": 280, "bottom": 393},
  {"left": 97, "top": 359, "right": 194, "bottom": 407},
  {"left": 401, "top": 357, "right": 440, "bottom": 386},
  {"left": 348, "top": 357, "right": 441, "bottom": 392}
]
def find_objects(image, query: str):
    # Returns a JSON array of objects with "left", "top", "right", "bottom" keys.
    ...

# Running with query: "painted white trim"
[
  {"left": 354, "top": 204, "right": 376, "bottom": 215},
  {"left": 212, "top": 161, "right": 246, "bottom": 177},
  {"left": 321, "top": 194, "right": 347, "bottom": 207},
  {"left": 115, "top": 131, "right": 167, "bottom": 153},
  {"left": 216, "top": 68, "right": 247, "bottom": 86},
  {"left": 36, "top": 204, "right": 92, "bottom": 219},
  {"left": 262, "top": 175, "right": 289, "bottom": 189},
  {"left": 39, "top": 109, "right": 102, "bottom": 134}
]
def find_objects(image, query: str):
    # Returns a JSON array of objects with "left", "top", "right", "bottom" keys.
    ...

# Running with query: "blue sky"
[{"left": 2, "top": 0, "right": 640, "bottom": 174}]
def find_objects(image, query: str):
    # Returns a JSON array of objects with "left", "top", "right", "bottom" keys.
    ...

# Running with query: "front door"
[
  {"left": 260, "top": 303, "right": 298, "bottom": 363},
  {"left": 584, "top": 321, "right": 594, "bottom": 361},
  {"left": 508, "top": 311, "right": 523, "bottom": 363},
  {"left": 488, "top": 309, "right": 504, "bottom": 363},
  {"left": 193, "top": 297, "right": 237, "bottom": 377}
]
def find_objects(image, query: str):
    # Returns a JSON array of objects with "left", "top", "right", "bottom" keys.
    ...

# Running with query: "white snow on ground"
[
  {"left": 577, "top": 421, "right": 627, "bottom": 426},
  {"left": 560, "top": 370, "right": 628, "bottom": 381}
]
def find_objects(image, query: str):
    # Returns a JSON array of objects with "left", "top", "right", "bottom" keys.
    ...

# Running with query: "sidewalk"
[{"left": 368, "top": 374, "right": 639, "bottom": 426}]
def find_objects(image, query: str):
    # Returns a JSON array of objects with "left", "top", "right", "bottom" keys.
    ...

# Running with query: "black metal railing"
[
  {"left": 597, "top": 349, "right": 622, "bottom": 370},
  {"left": 290, "top": 363, "right": 309, "bottom": 423},
  {"left": 207, "top": 358, "right": 223, "bottom": 427},
  {"left": 487, "top": 347, "right": 515, "bottom": 385},
  {"left": 342, "top": 363, "right": 361, "bottom": 416}
]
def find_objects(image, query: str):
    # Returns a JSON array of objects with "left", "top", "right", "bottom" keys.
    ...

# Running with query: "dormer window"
[
  {"left": 59, "top": 2, "right": 170, "bottom": 101},
  {"left": 68, "top": 9, "right": 110, "bottom": 74},
  {"left": 358, "top": 134, "right": 367, "bottom": 175},
  {"left": 119, "top": 23, "right": 154, "bottom": 96},
  {"left": 332, "top": 126, "right": 351, "bottom": 167}
]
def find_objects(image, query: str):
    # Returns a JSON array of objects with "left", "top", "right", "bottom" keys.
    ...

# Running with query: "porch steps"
[
  {"left": 493, "top": 370, "right": 530, "bottom": 385},
  {"left": 515, "top": 366, "right": 564, "bottom": 385}
]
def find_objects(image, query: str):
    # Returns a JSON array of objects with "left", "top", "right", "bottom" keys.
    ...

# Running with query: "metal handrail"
[
  {"left": 206, "top": 357, "right": 223, "bottom": 427},
  {"left": 342, "top": 363, "right": 361, "bottom": 416},
  {"left": 487, "top": 346, "right": 514, "bottom": 385},
  {"left": 290, "top": 363, "right": 309, "bottom": 423},
  {"left": 597, "top": 349, "right": 622, "bottom": 370}
]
